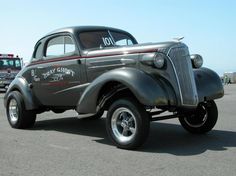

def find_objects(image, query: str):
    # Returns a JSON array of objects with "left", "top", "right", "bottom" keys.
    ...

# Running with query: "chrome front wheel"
[
  {"left": 179, "top": 100, "right": 218, "bottom": 134},
  {"left": 111, "top": 107, "right": 137, "bottom": 144},
  {"left": 106, "top": 97, "right": 150, "bottom": 149},
  {"left": 183, "top": 103, "right": 208, "bottom": 128}
]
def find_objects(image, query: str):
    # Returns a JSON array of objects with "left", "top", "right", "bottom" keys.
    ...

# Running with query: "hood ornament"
[{"left": 173, "top": 36, "right": 184, "bottom": 42}]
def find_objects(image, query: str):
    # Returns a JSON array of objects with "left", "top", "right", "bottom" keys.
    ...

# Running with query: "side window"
[
  {"left": 46, "top": 36, "right": 64, "bottom": 56},
  {"left": 46, "top": 36, "right": 75, "bottom": 57}
]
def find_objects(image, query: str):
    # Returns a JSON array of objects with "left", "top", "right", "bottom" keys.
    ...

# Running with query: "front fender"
[
  {"left": 77, "top": 67, "right": 176, "bottom": 114},
  {"left": 4, "top": 77, "right": 39, "bottom": 110},
  {"left": 194, "top": 67, "right": 224, "bottom": 102}
]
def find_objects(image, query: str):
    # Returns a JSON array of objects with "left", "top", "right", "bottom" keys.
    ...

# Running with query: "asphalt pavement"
[{"left": 0, "top": 85, "right": 236, "bottom": 176}]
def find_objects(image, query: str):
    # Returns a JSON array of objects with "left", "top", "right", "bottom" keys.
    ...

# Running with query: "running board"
[{"left": 150, "top": 113, "right": 180, "bottom": 121}]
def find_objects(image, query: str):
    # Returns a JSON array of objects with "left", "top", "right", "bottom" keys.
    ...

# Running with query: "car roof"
[
  {"left": 48, "top": 26, "right": 129, "bottom": 35},
  {"left": 35, "top": 26, "right": 134, "bottom": 47}
]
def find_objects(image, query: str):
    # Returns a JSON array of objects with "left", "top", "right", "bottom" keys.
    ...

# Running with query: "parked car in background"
[
  {"left": 4, "top": 26, "right": 224, "bottom": 149},
  {"left": 0, "top": 54, "right": 22, "bottom": 91}
]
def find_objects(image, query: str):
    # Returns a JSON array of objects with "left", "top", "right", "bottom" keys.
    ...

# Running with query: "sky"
[{"left": 0, "top": 0, "right": 235, "bottom": 75}]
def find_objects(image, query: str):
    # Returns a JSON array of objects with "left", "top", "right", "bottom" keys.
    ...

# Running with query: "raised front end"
[{"left": 140, "top": 42, "right": 223, "bottom": 109}]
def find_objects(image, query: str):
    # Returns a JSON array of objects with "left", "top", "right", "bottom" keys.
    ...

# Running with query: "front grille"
[{"left": 168, "top": 45, "right": 198, "bottom": 106}]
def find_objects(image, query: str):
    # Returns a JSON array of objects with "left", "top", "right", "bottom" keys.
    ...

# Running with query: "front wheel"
[
  {"left": 106, "top": 97, "right": 150, "bottom": 149},
  {"left": 179, "top": 100, "right": 218, "bottom": 134},
  {"left": 6, "top": 91, "right": 36, "bottom": 129}
]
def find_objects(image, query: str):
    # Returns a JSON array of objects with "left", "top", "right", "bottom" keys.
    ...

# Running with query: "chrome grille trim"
[{"left": 167, "top": 44, "right": 198, "bottom": 106}]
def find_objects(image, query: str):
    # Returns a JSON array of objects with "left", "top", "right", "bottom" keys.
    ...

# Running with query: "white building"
[{"left": 224, "top": 72, "right": 236, "bottom": 83}]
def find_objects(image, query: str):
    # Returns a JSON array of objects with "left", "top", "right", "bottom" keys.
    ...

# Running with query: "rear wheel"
[
  {"left": 6, "top": 91, "right": 36, "bottom": 129},
  {"left": 179, "top": 100, "right": 218, "bottom": 134},
  {"left": 106, "top": 97, "right": 150, "bottom": 149}
]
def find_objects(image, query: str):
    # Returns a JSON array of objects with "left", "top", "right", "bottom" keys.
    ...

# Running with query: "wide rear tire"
[{"left": 6, "top": 91, "right": 36, "bottom": 129}]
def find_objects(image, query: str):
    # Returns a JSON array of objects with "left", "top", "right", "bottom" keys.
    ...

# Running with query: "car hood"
[{"left": 84, "top": 41, "right": 181, "bottom": 57}]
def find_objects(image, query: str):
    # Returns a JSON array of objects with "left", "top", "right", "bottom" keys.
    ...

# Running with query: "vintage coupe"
[{"left": 4, "top": 26, "right": 224, "bottom": 149}]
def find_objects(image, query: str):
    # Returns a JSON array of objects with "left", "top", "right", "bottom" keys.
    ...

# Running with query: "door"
[{"left": 32, "top": 35, "right": 83, "bottom": 107}]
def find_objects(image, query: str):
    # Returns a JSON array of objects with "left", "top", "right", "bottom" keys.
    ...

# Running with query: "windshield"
[
  {"left": 0, "top": 58, "right": 21, "bottom": 69},
  {"left": 78, "top": 30, "right": 136, "bottom": 50}
]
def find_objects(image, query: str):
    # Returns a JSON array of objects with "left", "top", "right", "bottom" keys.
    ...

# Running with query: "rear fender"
[{"left": 4, "top": 77, "right": 39, "bottom": 110}]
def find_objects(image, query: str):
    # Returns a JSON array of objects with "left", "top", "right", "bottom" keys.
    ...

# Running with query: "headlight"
[
  {"left": 153, "top": 53, "right": 165, "bottom": 68},
  {"left": 191, "top": 54, "right": 203, "bottom": 68}
]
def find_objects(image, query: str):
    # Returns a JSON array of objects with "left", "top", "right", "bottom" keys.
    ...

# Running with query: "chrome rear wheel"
[
  {"left": 6, "top": 91, "right": 36, "bottom": 129},
  {"left": 9, "top": 99, "right": 19, "bottom": 125}
]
